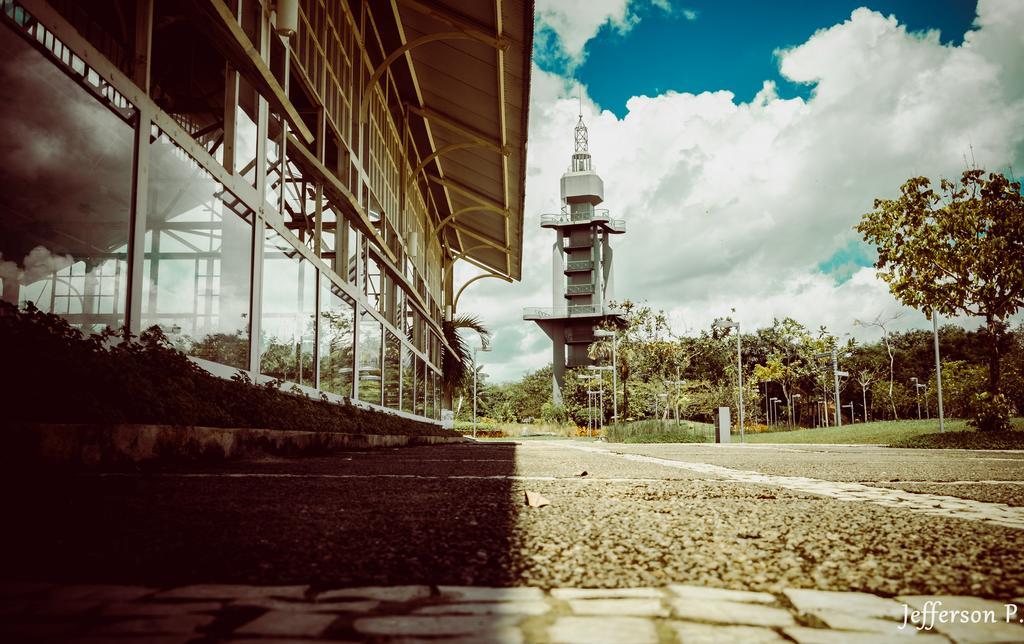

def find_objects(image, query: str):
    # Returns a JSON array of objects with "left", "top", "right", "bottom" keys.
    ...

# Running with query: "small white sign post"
[{"left": 715, "top": 406, "right": 731, "bottom": 444}]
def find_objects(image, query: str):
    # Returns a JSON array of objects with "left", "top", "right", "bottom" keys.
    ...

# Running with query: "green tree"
[
  {"left": 931, "top": 360, "right": 987, "bottom": 418},
  {"left": 504, "top": 365, "right": 554, "bottom": 422},
  {"left": 857, "top": 169, "right": 1024, "bottom": 429}
]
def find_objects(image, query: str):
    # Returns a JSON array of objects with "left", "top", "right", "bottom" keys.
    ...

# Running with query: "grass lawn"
[{"left": 743, "top": 418, "right": 1024, "bottom": 446}]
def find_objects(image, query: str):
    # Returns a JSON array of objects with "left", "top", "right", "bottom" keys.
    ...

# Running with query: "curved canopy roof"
[{"left": 392, "top": 0, "right": 533, "bottom": 281}]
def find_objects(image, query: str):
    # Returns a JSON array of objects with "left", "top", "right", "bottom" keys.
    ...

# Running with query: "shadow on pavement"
[{"left": 0, "top": 443, "right": 520, "bottom": 589}]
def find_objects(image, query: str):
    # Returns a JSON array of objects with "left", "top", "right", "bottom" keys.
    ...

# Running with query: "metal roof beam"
[
  {"left": 425, "top": 174, "right": 508, "bottom": 213},
  {"left": 407, "top": 104, "right": 506, "bottom": 153},
  {"left": 396, "top": 0, "right": 511, "bottom": 50},
  {"left": 450, "top": 222, "right": 509, "bottom": 252}
]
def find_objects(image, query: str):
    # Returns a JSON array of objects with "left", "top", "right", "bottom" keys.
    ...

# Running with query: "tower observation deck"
[{"left": 523, "top": 114, "right": 626, "bottom": 404}]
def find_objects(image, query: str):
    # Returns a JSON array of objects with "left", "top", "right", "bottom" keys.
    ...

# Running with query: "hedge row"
[{"left": 0, "top": 303, "right": 448, "bottom": 437}]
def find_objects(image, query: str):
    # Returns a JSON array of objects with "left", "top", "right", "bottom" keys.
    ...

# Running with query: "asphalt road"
[{"left": 2, "top": 441, "right": 1022, "bottom": 598}]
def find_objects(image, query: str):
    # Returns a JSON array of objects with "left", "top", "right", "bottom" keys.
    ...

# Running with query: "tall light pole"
[
  {"left": 594, "top": 329, "right": 618, "bottom": 422},
  {"left": 713, "top": 319, "right": 744, "bottom": 441},
  {"left": 770, "top": 397, "right": 780, "bottom": 426},
  {"left": 932, "top": 312, "right": 945, "bottom": 432},
  {"left": 472, "top": 343, "right": 491, "bottom": 438}
]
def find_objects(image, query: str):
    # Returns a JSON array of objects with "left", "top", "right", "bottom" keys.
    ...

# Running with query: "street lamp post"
[
  {"left": 593, "top": 329, "right": 618, "bottom": 422},
  {"left": 588, "top": 365, "right": 614, "bottom": 431},
  {"left": 665, "top": 377, "right": 685, "bottom": 425},
  {"left": 814, "top": 349, "right": 846, "bottom": 428},
  {"left": 770, "top": 397, "right": 781, "bottom": 427},
  {"left": 843, "top": 401, "right": 855, "bottom": 423},
  {"left": 792, "top": 393, "right": 801, "bottom": 427},
  {"left": 764, "top": 381, "right": 770, "bottom": 426},
  {"left": 911, "top": 377, "right": 925, "bottom": 420},
  {"left": 472, "top": 344, "right": 491, "bottom": 438},
  {"left": 932, "top": 313, "right": 945, "bottom": 432},
  {"left": 580, "top": 374, "right": 598, "bottom": 436},
  {"left": 713, "top": 319, "right": 744, "bottom": 441}
]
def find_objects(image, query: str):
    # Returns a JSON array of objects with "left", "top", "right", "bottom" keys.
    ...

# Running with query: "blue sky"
[{"left": 539, "top": 1, "right": 978, "bottom": 118}]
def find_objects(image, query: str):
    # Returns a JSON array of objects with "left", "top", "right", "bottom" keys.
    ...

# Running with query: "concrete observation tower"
[{"left": 523, "top": 113, "right": 626, "bottom": 404}]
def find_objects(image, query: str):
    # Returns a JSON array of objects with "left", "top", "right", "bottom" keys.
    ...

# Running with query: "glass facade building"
[{"left": 0, "top": 0, "right": 532, "bottom": 422}]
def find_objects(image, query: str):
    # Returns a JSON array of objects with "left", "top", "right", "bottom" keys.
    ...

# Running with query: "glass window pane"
[
  {"left": 415, "top": 357, "right": 425, "bottom": 417},
  {"left": 426, "top": 369, "right": 435, "bottom": 419},
  {"left": 260, "top": 228, "right": 316, "bottom": 386},
  {"left": 319, "top": 277, "right": 354, "bottom": 398},
  {"left": 357, "top": 308, "right": 382, "bottom": 405},
  {"left": 434, "top": 370, "right": 440, "bottom": 420},
  {"left": 235, "top": 75, "right": 259, "bottom": 186},
  {"left": 143, "top": 130, "right": 254, "bottom": 369},
  {"left": 149, "top": 3, "right": 226, "bottom": 164},
  {"left": 345, "top": 223, "right": 358, "bottom": 284},
  {"left": 384, "top": 331, "right": 400, "bottom": 409},
  {"left": 401, "top": 344, "right": 415, "bottom": 414},
  {"left": 0, "top": 28, "right": 132, "bottom": 332},
  {"left": 266, "top": 111, "right": 285, "bottom": 209}
]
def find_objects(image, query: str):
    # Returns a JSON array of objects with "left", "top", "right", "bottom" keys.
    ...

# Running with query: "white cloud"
[
  {"left": 460, "top": 0, "right": 1024, "bottom": 383},
  {"left": 682, "top": 8, "right": 698, "bottom": 21},
  {"left": 534, "top": 0, "right": 636, "bottom": 69}
]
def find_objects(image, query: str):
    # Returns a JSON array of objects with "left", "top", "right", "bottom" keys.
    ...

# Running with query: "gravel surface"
[
  {"left": 3, "top": 441, "right": 1022, "bottom": 600},
  {"left": 607, "top": 443, "right": 1024, "bottom": 482}
]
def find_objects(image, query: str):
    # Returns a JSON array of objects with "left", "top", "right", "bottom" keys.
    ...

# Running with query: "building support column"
[{"left": 126, "top": 105, "right": 152, "bottom": 336}]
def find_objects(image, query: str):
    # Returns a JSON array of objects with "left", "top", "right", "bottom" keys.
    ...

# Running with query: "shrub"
[
  {"left": 0, "top": 302, "right": 446, "bottom": 437},
  {"left": 968, "top": 392, "right": 1011, "bottom": 433}
]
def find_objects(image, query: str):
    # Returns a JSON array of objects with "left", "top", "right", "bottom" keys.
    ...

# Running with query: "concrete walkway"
[{"left": 2, "top": 581, "right": 1023, "bottom": 642}]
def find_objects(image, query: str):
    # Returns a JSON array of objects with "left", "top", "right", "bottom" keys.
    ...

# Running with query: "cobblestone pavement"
[
  {"left": 3, "top": 440, "right": 1024, "bottom": 641},
  {"left": 5, "top": 581, "right": 1024, "bottom": 642}
]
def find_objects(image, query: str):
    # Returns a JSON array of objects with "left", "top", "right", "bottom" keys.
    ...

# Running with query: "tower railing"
[
  {"left": 540, "top": 209, "right": 613, "bottom": 226},
  {"left": 522, "top": 305, "right": 626, "bottom": 319}
]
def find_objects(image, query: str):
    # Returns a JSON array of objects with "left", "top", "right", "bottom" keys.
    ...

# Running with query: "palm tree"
[{"left": 442, "top": 314, "right": 490, "bottom": 404}]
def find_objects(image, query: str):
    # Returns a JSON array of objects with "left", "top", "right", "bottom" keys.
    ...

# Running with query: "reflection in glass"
[
  {"left": 320, "top": 207, "right": 337, "bottom": 265},
  {"left": 415, "top": 357, "right": 425, "bottom": 416},
  {"left": 266, "top": 111, "right": 285, "bottom": 209},
  {"left": 236, "top": 75, "right": 259, "bottom": 186},
  {"left": 0, "top": 27, "right": 132, "bottom": 331},
  {"left": 319, "top": 278, "right": 355, "bottom": 398},
  {"left": 401, "top": 345, "right": 415, "bottom": 414},
  {"left": 345, "top": 223, "right": 358, "bottom": 284},
  {"left": 142, "top": 130, "right": 253, "bottom": 368},
  {"left": 433, "top": 369, "right": 440, "bottom": 419},
  {"left": 261, "top": 228, "right": 316, "bottom": 386},
  {"left": 357, "top": 308, "right": 382, "bottom": 405},
  {"left": 150, "top": 2, "right": 226, "bottom": 164},
  {"left": 384, "top": 331, "right": 400, "bottom": 409},
  {"left": 426, "top": 369, "right": 435, "bottom": 419},
  {"left": 364, "top": 246, "right": 383, "bottom": 312}
]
